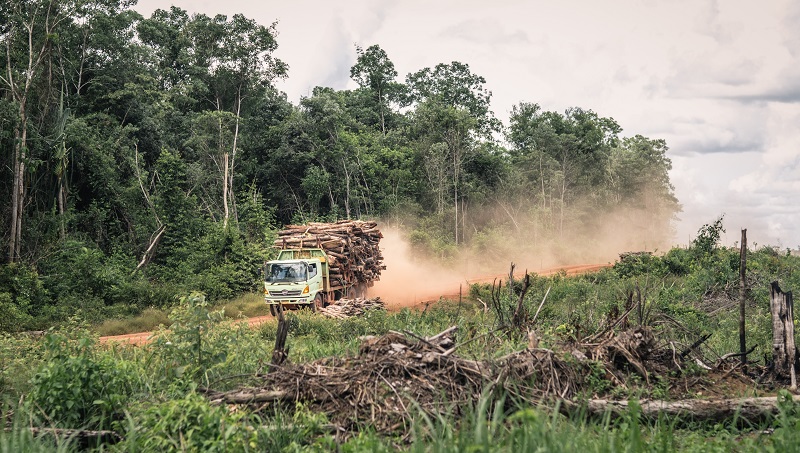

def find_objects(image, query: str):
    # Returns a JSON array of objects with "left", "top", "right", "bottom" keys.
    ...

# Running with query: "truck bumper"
[{"left": 264, "top": 297, "right": 312, "bottom": 306}]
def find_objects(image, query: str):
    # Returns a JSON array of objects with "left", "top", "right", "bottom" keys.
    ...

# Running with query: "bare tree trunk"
[
  {"left": 342, "top": 156, "right": 351, "bottom": 219},
  {"left": 222, "top": 151, "right": 229, "bottom": 227},
  {"left": 228, "top": 92, "right": 242, "bottom": 226},
  {"left": 9, "top": 119, "right": 23, "bottom": 262},
  {"left": 134, "top": 225, "right": 167, "bottom": 272},
  {"left": 771, "top": 281, "right": 796, "bottom": 389},
  {"left": 57, "top": 175, "right": 66, "bottom": 239},
  {"left": 739, "top": 229, "right": 747, "bottom": 367},
  {"left": 271, "top": 305, "right": 289, "bottom": 370},
  {"left": 453, "top": 166, "right": 458, "bottom": 245}
]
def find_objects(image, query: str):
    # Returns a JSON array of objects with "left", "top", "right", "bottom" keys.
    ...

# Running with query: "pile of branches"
[
  {"left": 204, "top": 325, "right": 693, "bottom": 432},
  {"left": 274, "top": 220, "right": 385, "bottom": 286},
  {"left": 497, "top": 327, "right": 665, "bottom": 400},
  {"left": 204, "top": 327, "right": 485, "bottom": 433},
  {"left": 318, "top": 297, "right": 385, "bottom": 319}
]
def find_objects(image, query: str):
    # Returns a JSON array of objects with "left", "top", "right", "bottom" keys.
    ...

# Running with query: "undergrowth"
[{"left": 0, "top": 236, "right": 798, "bottom": 451}]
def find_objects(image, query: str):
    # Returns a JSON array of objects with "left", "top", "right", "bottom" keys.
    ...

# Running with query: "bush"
[
  {"left": 121, "top": 392, "right": 259, "bottom": 452},
  {"left": 0, "top": 263, "right": 48, "bottom": 331},
  {"left": 28, "top": 333, "right": 135, "bottom": 429},
  {"left": 147, "top": 293, "right": 272, "bottom": 387}
]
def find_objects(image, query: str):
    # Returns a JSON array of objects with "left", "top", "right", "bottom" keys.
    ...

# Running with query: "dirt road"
[{"left": 100, "top": 263, "right": 610, "bottom": 346}]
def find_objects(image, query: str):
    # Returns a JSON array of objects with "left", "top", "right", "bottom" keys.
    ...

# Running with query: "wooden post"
[
  {"left": 739, "top": 229, "right": 747, "bottom": 367},
  {"left": 770, "top": 281, "right": 796, "bottom": 390},
  {"left": 271, "top": 304, "right": 289, "bottom": 370}
]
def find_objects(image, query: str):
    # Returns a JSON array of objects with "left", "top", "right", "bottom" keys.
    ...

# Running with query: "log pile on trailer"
[{"left": 274, "top": 220, "right": 385, "bottom": 288}]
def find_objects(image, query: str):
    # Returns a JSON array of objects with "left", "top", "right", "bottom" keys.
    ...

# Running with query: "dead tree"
[
  {"left": 770, "top": 281, "right": 796, "bottom": 389},
  {"left": 739, "top": 229, "right": 747, "bottom": 366},
  {"left": 271, "top": 305, "right": 289, "bottom": 370}
]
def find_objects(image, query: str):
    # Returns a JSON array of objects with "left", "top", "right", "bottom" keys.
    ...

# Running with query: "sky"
[{"left": 134, "top": 0, "right": 800, "bottom": 249}]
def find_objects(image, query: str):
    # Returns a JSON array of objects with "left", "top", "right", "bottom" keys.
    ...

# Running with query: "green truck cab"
[{"left": 264, "top": 248, "right": 361, "bottom": 316}]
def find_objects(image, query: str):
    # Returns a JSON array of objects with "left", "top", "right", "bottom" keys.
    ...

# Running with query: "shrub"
[
  {"left": 28, "top": 333, "right": 135, "bottom": 429},
  {"left": 0, "top": 263, "right": 48, "bottom": 331},
  {"left": 147, "top": 293, "right": 272, "bottom": 387},
  {"left": 121, "top": 392, "right": 259, "bottom": 452}
]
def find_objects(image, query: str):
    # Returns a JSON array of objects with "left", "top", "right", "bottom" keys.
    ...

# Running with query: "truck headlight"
[{"left": 302, "top": 285, "right": 309, "bottom": 294}]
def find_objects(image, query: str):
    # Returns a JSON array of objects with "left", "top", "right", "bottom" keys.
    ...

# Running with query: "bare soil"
[{"left": 99, "top": 263, "right": 610, "bottom": 346}]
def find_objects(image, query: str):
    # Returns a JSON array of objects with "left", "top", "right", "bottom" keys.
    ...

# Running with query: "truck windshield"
[{"left": 266, "top": 263, "right": 308, "bottom": 283}]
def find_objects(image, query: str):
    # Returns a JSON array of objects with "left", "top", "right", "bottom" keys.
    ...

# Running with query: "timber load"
[{"left": 274, "top": 220, "right": 385, "bottom": 287}]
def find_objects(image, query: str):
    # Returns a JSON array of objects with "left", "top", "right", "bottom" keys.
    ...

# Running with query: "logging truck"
[
  {"left": 264, "top": 220, "right": 384, "bottom": 316},
  {"left": 263, "top": 247, "right": 370, "bottom": 316}
]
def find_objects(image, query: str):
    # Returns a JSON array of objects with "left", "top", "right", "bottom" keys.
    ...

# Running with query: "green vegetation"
[
  {"left": 2, "top": 1, "right": 799, "bottom": 451},
  {"left": 1, "top": 0, "right": 678, "bottom": 332},
  {"left": 0, "top": 233, "right": 797, "bottom": 451}
]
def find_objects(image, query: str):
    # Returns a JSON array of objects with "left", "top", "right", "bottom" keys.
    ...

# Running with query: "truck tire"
[
  {"left": 269, "top": 304, "right": 278, "bottom": 317},
  {"left": 312, "top": 294, "right": 324, "bottom": 311},
  {"left": 346, "top": 284, "right": 363, "bottom": 299}
]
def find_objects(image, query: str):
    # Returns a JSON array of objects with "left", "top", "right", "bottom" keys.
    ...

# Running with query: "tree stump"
[
  {"left": 770, "top": 281, "right": 796, "bottom": 389},
  {"left": 271, "top": 305, "right": 289, "bottom": 370}
]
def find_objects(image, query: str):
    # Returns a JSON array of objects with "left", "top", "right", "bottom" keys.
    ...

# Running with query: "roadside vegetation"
[{"left": 0, "top": 220, "right": 798, "bottom": 451}]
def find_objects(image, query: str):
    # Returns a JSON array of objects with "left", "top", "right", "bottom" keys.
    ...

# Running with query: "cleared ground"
[{"left": 99, "top": 263, "right": 609, "bottom": 346}]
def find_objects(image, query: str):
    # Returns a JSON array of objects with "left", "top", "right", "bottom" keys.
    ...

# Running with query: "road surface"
[{"left": 100, "top": 263, "right": 610, "bottom": 346}]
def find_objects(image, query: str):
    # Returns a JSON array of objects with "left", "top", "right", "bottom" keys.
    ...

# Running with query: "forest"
[{"left": 1, "top": 0, "right": 677, "bottom": 330}]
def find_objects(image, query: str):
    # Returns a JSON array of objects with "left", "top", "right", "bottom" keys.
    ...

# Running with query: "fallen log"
[
  {"left": 208, "top": 389, "right": 289, "bottom": 405},
  {"left": 561, "top": 396, "right": 786, "bottom": 423}
]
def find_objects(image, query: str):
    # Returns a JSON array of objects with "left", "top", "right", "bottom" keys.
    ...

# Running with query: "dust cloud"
[
  {"left": 370, "top": 201, "right": 674, "bottom": 308},
  {"left": 370, "top": 228, "right": 468, "bottom": 309}
]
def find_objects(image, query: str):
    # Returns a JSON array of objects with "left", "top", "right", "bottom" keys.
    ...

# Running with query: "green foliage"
[
  {"left": 691, "top": 216, "right": 725, "bottom": 258},
  {"left": 613, "top": 252, "right": 668, "bottom": 278},
  {"left": 147, "top": 293, "right": 273, "bottom": 387},
  {"left": 0, "top": 263, "right": 47, "bottom": 331},
  {"left": 0, "top": 407, "right": 76, "bottom": 452},
  {"left": 121, "top": 392, "right": 259, "bottom": 452},
  {"left": 0, "top": 333, "right": 44, "bottom": 395},
  {"left": 28, "top": 332, "right": 135, "bottom": 429},
  {"left": 148, "top": 293, "right": 229, "bottom": 383}
]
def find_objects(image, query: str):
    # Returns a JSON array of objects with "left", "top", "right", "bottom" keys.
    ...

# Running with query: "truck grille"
[{"left": 268, "top": 289, "right": 302, "bottom": 297}]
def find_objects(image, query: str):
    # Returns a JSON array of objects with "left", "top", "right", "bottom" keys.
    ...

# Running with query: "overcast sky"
[{"left": 134, "top": 0, "right": 800, "bottom": 249}]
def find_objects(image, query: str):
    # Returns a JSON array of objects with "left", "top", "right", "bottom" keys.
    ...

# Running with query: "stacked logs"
[
  {"left": 318, "top": 297, "right": 386, "bottom": 319},
  {"left": 273, "top": 220, "right": 385, "bottom": 288}
]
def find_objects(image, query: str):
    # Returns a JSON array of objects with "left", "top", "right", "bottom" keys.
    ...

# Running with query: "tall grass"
[{"left": 94, "top": 292, "right": 269, "bottom": 336}]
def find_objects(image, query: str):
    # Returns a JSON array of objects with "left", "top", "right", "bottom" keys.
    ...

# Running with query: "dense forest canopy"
[{"left": 0, "top": 0, "right": 679, "bottom": 329}]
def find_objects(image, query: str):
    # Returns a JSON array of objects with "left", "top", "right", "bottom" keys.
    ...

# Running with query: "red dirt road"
[{"left": 99, "top": 263, "right": 610, "bottom": 346}]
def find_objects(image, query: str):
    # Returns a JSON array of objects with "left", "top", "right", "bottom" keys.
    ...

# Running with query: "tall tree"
[
  {"left": 608, "top": 135, "right": 680, "bottom": 245},
  {"left": 406, "top": 62, "right": 494, "bottom": 243},
  {"left": 406, "top": 61, "right": 499, "bottom": 136},
  {"left": 2, "top": 0, "right": 74, "bottom": 262},
  {"left": 190, "top": 13, "right": 287, "bottom": 227},
  {"left": 349, "top": 44, "right": 402, "bottom": 135}
]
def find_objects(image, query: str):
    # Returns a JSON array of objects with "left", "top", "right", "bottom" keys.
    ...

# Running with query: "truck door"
[{"left": 308, "top": 262, "right": 319, "bottom": 292}]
